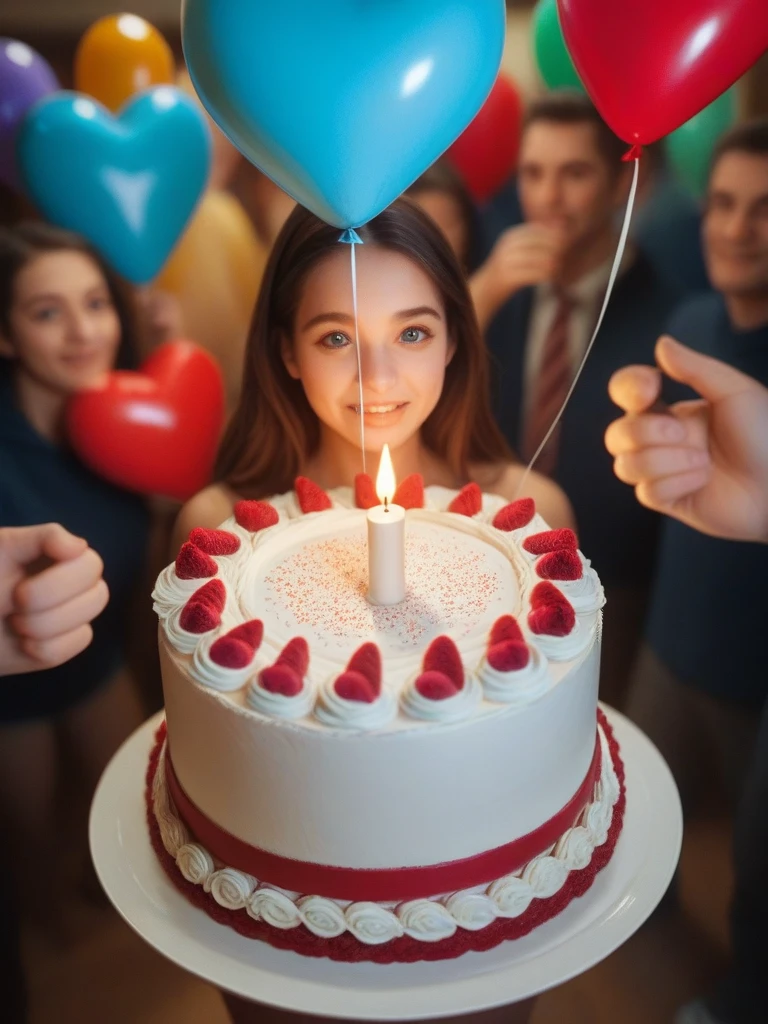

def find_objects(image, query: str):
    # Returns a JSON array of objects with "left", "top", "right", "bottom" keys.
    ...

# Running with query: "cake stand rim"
[{"left": 89, "top": 704, "right": 682, "bottom": 1020}]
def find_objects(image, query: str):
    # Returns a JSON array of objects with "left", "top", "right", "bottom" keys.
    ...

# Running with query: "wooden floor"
[{"left": 22, "top": 813, "right": 732, "bottom": 1024}]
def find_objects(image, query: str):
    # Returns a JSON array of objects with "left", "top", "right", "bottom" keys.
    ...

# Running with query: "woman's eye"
[
  {"left": 89, "top": 296, "right": 111, "bottom": 311},
  {"left": 33, "top": 307, "right": 58, "bottom": 322},
  {"left": 320, "top": 331, "right": 350, "bottom": 350},
  {"left": 400, "top": 326, "right": 429, "bottom": 344}
]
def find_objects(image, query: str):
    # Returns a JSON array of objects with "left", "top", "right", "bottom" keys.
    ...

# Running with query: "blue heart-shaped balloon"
[
  {"left": 18, "top": 88, "right": 211, "bottom": 283},
  {"left": 183, "top": 0, "right": 505, "bottom": 227}
]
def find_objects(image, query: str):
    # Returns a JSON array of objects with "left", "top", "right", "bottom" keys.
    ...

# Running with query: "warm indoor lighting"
[{"left": 376, "top": 444, "right": 396, "bottom": 506}]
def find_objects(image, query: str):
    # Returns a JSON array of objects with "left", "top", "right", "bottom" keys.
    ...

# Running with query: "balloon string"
[
  {"left": 514, "top": 156, "right": 640, "bottom": 499},
  {"left": 339, "top": 229, "right": 366, "bottom": 474}
]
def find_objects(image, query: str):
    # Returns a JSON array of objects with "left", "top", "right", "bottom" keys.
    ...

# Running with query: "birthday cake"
[{"left": 148, "top": 476, "right": 624, "bottom": 962}]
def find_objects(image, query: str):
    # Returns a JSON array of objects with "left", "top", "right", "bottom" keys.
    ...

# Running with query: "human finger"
[
  {"left": 20, "top": 624, "right": 94, "bottom": 669},
  {"left": 635, "top": 468, "right": 712, "bottom": 512},
  {"left": 14, "top": 547, "right": 105, "bottom": 614},
  {"left": 0, "top": 523, "right": 87, "bottom": 568},
  {"left": 604, "top": 413, "right": 686, "bottom": 457},
  {"left": 613, "top": 446, "right": 711, "bottom": 486},
  {"left": 10, "top": 579, "right": 109, "bottom": 640},
  {"left": 608, "top": 364, "right": 662, "bottom": 414}
]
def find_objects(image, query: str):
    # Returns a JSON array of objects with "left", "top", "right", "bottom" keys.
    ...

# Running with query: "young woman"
[
  {"left": 178, "top": 198, "right": 563, "bottom": 1024},
  {"left": 176, "top": 197, "right": 572, "bottom": 552},
  {"left": 0, "top": 222, "right": 149, "bottom": 929}
]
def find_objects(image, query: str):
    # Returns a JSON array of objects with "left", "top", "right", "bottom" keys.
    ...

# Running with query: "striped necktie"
[{"left": 522, "top": 292, "right": 575, "bottom": 476}]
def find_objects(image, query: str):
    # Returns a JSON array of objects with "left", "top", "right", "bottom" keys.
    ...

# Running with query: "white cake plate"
[{"left": 90, "top": 705, "right": 681, "bottom": 1020}]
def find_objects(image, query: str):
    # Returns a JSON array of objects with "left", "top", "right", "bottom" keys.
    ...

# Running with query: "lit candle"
[{"left": 367, "top": 444, "right": 406, "bottom": 606}]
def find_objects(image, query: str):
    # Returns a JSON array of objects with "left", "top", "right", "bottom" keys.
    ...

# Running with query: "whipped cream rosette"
[
  {"left": 247, "top": 637, "right": 316, "bottom": 719},
  {"left": 477, "top": 613, "right": 550, "bottom": 704},
  {"left": 402, "top": 636, "right": 482, "bottom": 724},
  {"left": 315, "top": 642, "right": 397, "bottom": 729}
]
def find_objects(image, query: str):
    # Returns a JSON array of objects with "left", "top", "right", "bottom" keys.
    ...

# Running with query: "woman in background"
[{"left": 0, "top": 222, "right": 149, "bottom": 932}]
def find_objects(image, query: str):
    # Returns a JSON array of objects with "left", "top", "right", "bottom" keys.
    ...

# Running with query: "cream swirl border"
[{"left": 152, "top": 723, "right": 620, "bottom": 945}]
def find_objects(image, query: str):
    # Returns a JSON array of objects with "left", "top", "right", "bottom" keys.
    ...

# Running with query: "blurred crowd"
[{"left": 1, "top": 16, "right": 767, "bottom": 1024}]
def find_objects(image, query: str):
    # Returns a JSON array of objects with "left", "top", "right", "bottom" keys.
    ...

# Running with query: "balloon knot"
[
  {"left": 622, "top": 144, "right": 643, "bottom": 163},
  {"left": 338, "top": 228, "right": 363, "bottom": 244}
]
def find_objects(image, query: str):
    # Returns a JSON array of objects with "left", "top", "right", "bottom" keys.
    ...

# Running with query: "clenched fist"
[{"left": 0, "top": 524, "right": 109, "bottom": 676}]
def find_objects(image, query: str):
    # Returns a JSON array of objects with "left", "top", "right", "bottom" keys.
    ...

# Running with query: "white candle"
[{"left": 367, "top": 444, "right": 406, "bottom": 606}]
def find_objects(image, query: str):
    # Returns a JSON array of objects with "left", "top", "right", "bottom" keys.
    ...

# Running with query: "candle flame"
[{"left": 376, "top": 444, "right": 396, "bottom": 504}]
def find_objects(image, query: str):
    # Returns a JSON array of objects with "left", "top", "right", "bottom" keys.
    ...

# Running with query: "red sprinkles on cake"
[
  {"left": 528, "top": 582, "right": 576, "bottom": 637},
  {"left": 234, "top": 500, "right": 279, "bottom": 533},
  {"left": 415, "top": 636, "right": 464, "bottom": 700},
  {"left": 334, "top": 642, "right": 382, "bottom": 703},
  {"left": 447, "top": 482, "right": 482, "bottom": 517},
  {"left": 536, "top": 549, "right": 583, "bottom": 581},
  {"left": 259, "top": 637, "right": 309, "bottom": 697},
  {"left": 175, "top": 542, "right": 217, "bottom": 580},
  {"left": 492, "top": 497, "right": 535, "bottom": 532},
  {"left": 188, "top": 527, "right": 241, "bottom": 556},
  {"left": 392, "top": 474, "right": 424, "bottom": 509},
  {"left": 487, "top": 615, "right": 530, "bottom": 671},
  {"left": 523, "top": 529, "right": 578, "bottom": 556},
  {"left": 263, "top": 532, "right": 502, "bottom": 651},
  {"left": 354, "top": 473, "right": 379, "bottom": 509},
  {"left": 295, "top": 477, "right": 333, "bottom": 513}
]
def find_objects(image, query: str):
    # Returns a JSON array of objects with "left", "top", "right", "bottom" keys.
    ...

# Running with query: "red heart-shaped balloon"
[
  {"left": 67, "top": 340, "right": 224, "bottom": 501},
  {"left": 558, "top": 0, "right": 768, "bottom": 144}
]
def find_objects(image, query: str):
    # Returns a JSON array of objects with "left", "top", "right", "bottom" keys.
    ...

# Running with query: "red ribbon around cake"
[{"left": 164, "top": 732, "right": 602, "bottom": 902}]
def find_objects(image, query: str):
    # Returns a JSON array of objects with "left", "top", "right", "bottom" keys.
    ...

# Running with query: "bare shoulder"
[
  {"left": 171, "top": 484, "right": 237, "bottom": 555},
  {"left": 474, "top": 462, "right": 575, "bottom": 531}
]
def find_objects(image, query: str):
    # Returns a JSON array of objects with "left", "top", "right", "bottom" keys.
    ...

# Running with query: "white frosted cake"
[{"left": 148, "top": 476, "right": 624, "bottom": 962}]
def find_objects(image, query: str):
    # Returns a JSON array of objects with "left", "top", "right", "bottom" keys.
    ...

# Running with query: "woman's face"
[
  {"left": 1, "top": 251, "right": 122, "bottom": 394},
  {"left": 284, "top": 245, "right": 455, "bottom": 455}
]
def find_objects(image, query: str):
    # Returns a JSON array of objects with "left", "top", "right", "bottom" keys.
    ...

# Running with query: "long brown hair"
[
  {"left": 0, "top": 221, "right": 139, "bottom": 370},
  {"left": 216, "top": 197, "right": 512, "bottom": 499}
]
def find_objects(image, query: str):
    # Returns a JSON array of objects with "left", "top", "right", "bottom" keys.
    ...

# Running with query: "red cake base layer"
[{"left": 145, "top": 709, "right": 625, "bottom": 964}]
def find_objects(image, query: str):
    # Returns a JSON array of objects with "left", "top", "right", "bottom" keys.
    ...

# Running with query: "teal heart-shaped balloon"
[
  {"left": 182, "top": 0, "right": 505, "bottom": 227},
  {"left": 18, "top": 87, "right": 211, "bottom": 283}
]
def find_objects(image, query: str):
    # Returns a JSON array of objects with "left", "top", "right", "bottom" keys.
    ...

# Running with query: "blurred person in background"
[
  {"left": 0, "top": 222, "right": 149, "bottom": 936},
  {"left": 608, "top": 330, "right": 768, "bottom": 1024},
  {"left": 406, "top": 159, "right": 484, "bottom": 274},
  {"left": 609, "top": 127, "right": 768, "bottom": 1024},
  {"left": 617, "top": 121, "right": 768, "bottom": 812},
  {"left": 478, "top": 92, "right": 680, "bottom": 706}
]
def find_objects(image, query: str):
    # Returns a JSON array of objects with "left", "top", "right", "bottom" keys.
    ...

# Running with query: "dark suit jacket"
[{"left": 487, "top": 253, "right": 681, "bottom": 588}]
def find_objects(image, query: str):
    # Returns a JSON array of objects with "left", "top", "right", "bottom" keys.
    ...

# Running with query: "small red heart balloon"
[
  {"left": 558, "top": 0, "right": 768, "bottom": 144},
  {"left": 67, "top": 340, "right": 224, "bottom": 501}
]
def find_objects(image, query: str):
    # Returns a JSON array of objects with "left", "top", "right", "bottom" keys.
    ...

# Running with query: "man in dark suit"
[{"left": 477, "top": 93, "right": 681, "bottom": 703}]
